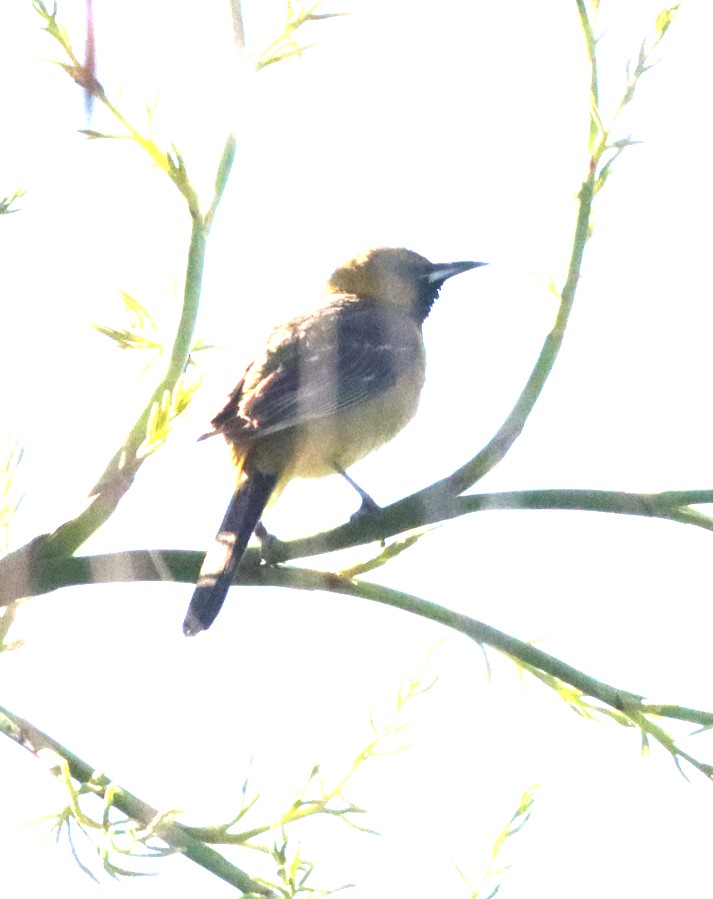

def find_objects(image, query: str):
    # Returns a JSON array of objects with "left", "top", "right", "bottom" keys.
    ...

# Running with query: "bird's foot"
[
  {"left": 254, "top": 521, "right": 284, "bottom": 565},
  {"left": 349, "top": 493, "right": 381, "bottom": 524},
  {"left": 349, "top": 496, "right": 386, "bottom": 546},
  {"left": 336, "top": 465, "right": 382, "bottom": 522}
]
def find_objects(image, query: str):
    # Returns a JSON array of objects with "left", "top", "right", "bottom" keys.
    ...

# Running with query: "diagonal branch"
[
  {"left": 0, "top": 7, "right": 236, "bottom": 579},
  {"left": 405, "top": 170, "right": 594, "bottom": 506},
  {"left": 0, "top": 702, "right": 275, "bottom": 895},
  {"left": 6, "top": 552, "right": 712, "bottom": 773}
]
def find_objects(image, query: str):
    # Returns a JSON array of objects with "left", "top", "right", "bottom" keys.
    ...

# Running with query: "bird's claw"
[
  {"left": 349, "top": 494, "right": 381, "bottom": 524},
  {"left": 254, "top": 521, "right": 283, "bottom": 565}
]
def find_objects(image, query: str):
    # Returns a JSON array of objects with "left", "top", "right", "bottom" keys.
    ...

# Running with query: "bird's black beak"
[{"left": 426, "top": 260, "right": 488, "bottom": 284}]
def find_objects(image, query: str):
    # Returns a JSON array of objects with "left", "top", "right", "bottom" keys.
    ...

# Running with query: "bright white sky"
[{"left": 2, "top": 1, "right": 713, "bottom": 897}]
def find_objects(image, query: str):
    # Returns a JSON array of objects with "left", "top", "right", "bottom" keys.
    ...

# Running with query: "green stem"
[
  {"left": 255, "top": 567, "right": 713, "bottom": 739},
  {"left": 0, "top": 703, "right": 274, "bottom": 895},
  {"left": 576, "top": 0, "right": 601, "bottom": 150},
  {"left": 398, "top": 59, "right": 597, "bottom": 504},
  {"left": 38, "top": 215, "right": 208, "bottom": 560},
  {"left": 278, "top": 487, "right": 713, "bottom": 564},
  {"left": 187, "top": 758, "right": 362, "bottom": 845},
  {"left": 6, "top": 553, "right": 713, "bottom": 734},
  {"left": 13, "top": 2, "right": 230, "bottom": 565}
]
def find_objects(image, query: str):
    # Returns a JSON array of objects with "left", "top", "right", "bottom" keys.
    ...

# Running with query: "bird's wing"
[{"left": 211, "top": 298, "right": 422, "bottom": 441}]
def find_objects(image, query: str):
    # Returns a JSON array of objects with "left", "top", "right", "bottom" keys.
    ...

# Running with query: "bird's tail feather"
[{"left": 183, "top": 470, "right": 277, "bottom": 635}]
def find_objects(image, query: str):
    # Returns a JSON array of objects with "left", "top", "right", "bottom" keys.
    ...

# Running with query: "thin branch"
[
  {"left": 0, "top": 189, "right": 26, "bottom": 215},
  {"left": 0, "top": 703, "right": 275, "bottom": 895},
  {"left": 230, "top": 0, "right": 246, "bottom": 51},
  {"left": 0, "top": 6, "right": 236, "bottom": 569},
  {"left": 183, "top": 665, "right": 432, "bottom": 848},
  {"left": 38, "top": 214, "right": 209, "bottom": 561},
  {"left": 271, "top": 487, "right": 713, "bottom": 565},
  {"left": 257, "top": 568, "right": 713, "bottom": 775},
  {"left": 256, "top": 1, "right": 346, "bottom": 71},
  {"left": 368, "top": 6, "right": 600, "bottom": 516},
  {"left": 4, "top": 553, "right": 712, "bottom": 761}
]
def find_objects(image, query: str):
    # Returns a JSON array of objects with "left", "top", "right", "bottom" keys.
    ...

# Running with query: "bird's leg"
[
  {"left": 335, "top": 466, "right": 381, "bottom": 521},
  {"left": 255, "top": 464, "right": 382, "bottom": 565}
]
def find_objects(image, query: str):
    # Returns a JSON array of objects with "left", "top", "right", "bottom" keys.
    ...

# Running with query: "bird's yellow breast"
[{"left": 288, "top": 364, "right": 426, "bottom": 477}]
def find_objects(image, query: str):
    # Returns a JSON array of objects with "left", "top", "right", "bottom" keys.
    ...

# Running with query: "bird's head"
[{"left": 327, "top": 247, "right": 486, "bottom": 321}]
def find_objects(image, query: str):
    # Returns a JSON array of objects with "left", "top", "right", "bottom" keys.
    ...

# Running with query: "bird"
[{"left": 183, "top": 247, "right": 486, "bottom": 635}]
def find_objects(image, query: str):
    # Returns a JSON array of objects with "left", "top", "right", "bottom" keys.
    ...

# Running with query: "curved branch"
[
  {"left": 3, "top": 7, "right": 237, "bottom": 566},
  {"left": 40, "top": 214, "right": 209, "bottom": 560},
  {"left": 272, "top": 487, "right": 713, "bottom": 564},
  {"left": 12, "top": 555, "right": 713, "bottom": 743}
]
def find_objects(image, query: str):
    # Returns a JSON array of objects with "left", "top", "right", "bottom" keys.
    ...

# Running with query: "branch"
[
  {"left": 0, "top": 189, "right": 26, "bottom": 215},
  {"left": 3, "top": 552, "right": 712, "bottom": 773},
  {"left": 3, "top": 0, "right": 336, "bottom": 576},
  {"left": 343, "top": 0, "right": 602, "bottom": 526},
  {"left": 259, "top": 568, "right": 713, "bottom": 778},
  {"left": 400, "top": 2, "right": 681, "bottom": 514},
  {"left": 269, "top": 487, "right": 713, "bottom": 564},
  {"left": 0, "top": 661, "right": 434, "bottom": 890},
  {"left": 0, "top": 702, "right": 275, "bottom": 895},
  {"left": 182, "top": 664, "right": 434, "bottom": 850},
  {"left": 3, "top": 485, "right": 713, "bottom": 604},
  {"left": 256, "top": 0, "right": 347, "bottom": 70},
  {"left": 0, "top": 7, "right": 237, "bottom": 567}
]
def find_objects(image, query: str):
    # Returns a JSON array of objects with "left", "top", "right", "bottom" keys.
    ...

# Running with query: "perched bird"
[{"left": 183, "top": 247, "right": 486, "bottom": 635}]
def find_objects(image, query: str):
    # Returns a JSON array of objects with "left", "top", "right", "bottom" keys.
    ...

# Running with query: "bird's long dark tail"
[{"left": 183, "top": 470, "right": 277, "bottom": 636}]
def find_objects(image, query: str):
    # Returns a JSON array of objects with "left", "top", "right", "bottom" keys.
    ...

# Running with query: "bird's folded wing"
[{"left": 212, "top": 299, "right": 422, "bottom": 440}]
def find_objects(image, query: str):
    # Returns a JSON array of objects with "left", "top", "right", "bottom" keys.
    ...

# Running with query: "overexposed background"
[{"left": 2, "top": 1, "right": 713, "bottom": 896}]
